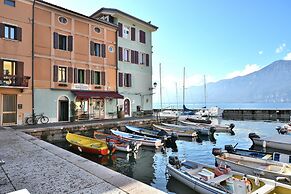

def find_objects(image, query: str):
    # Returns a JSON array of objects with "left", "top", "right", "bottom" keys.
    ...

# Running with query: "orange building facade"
[
  {"left": 33, "top": 1, "right": 121, "bottom": 122},
  {"left": 0, "top": 0, "right": 32, "bottom": 126}
]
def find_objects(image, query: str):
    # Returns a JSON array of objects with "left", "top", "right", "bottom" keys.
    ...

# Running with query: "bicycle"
[{"left": 25, "top": 113, "right": 49, "bottom": 125}]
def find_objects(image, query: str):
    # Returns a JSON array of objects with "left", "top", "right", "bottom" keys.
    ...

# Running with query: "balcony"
[{"left": 0, "top": 75, "right": 30, "bottom": 88}]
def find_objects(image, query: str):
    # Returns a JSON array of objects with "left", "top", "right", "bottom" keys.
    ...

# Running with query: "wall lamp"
[{"left": 149, "top": 82, "right": 157, "bottom": 90}]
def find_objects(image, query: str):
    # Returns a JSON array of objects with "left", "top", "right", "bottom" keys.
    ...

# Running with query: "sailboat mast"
[
  {"left": 176, "top": 82, "right": 178, "bottom": 111},
  {"left": 159, "top": 63, "right": 163, "bottom": 111},
  {"left": 183, "top": 67, "right": 185, "bottom": 107},
  {"left": 204, "top": 75, "right": 206, "bottom": 108}
]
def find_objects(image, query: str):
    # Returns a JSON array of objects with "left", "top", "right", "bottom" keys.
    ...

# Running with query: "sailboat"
[{"left": 194, "top": 75, "right": 223, "bottom": 117}]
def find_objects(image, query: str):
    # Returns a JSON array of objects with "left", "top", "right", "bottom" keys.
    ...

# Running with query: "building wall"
[
  {"left": 33, "top": 2, "right": 118, "bottom": 121},
  {"left": 0, "top": 0, "right": 32, "bottom": 125},
  {"left": 116, "top": 16, "right": 154, "bottom": 113}
]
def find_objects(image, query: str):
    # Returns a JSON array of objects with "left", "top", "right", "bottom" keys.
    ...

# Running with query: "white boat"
[
  {"left": 249, "top": 133, "right": 291, "bottom": 152},
  {"left": 195, "top": 106, "right": 223, "bottom": 117},
  {"left": 111, "top": 130, "right": 163, "bottom": 148},
  {"left": 214, "top": 152, "right": 291, "bottom": 181},
  {"left": 276, "top": 122, "right": 291, "bottom": 135},
  {"left": 157, "top": 110, "right": 180, "bottom": 118},
  {"left": 153, "top": 124, "right": 198, "bottom": 137},
  {"left": 180, "top": 120, "right": 235, "bottom": 135},
  {"left": 160, "top": 122, "right": 215, "bottom": 136},
  {"left": 167, "top": 156, "right": 291, "bottom": 194}
]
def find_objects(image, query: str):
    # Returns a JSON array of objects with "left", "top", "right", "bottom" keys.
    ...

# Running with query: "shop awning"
[{"left": 72, "top": 91, "right": 124, "bottom": 99}]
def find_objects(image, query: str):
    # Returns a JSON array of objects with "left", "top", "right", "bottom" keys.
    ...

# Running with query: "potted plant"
[{"left": 70, "top": 101, "right": 77, "bottom": 122}]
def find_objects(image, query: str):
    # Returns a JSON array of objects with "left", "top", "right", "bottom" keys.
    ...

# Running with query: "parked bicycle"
[{"left": 25, "top": 113, "right": 49, "bottom": 125}]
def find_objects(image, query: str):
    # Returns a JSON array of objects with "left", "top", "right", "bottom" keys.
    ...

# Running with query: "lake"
[{"left": 51, "top": 119, "right": 287, "bottom": 194}]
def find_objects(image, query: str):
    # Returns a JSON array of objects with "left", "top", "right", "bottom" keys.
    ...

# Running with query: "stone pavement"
[{"left": 0, "top": 128, "right": 165, "bottom": 194}]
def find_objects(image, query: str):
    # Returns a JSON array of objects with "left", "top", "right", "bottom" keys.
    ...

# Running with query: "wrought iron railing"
[{"left": 0, "top": 75, "right": 30, "bottom": 87}]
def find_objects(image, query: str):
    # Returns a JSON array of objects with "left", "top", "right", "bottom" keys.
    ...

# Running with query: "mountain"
[{"left": 185, "top": 60, "right": 291, "bottom": 103}]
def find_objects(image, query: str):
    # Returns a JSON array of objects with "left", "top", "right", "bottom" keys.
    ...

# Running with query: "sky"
[{"left": 45, "top": 0, "right": 291, "bottom": 103}]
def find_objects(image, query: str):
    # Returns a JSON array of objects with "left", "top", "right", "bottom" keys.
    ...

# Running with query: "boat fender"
[
  {"left": 254, "top": 177, "right": 260, "bottom": 186},
  {"left": 78, "top": 146, "right": 82, "bottom": 152},
  {"left": 263, "top": 141, "right": 266, "bottom": 148}
]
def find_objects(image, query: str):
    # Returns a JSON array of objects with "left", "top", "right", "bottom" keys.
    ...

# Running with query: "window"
[
  {"left": 4, "top": 25, "right": 16, "bottom": 40},
  {"left": 140, "top": 53, "right": 145, "bottom": 64},
  {"left": 58, "top": 35, "right": 67, "bottom": 50},
  {"left": 139, "top": 30, "right": 146, "bottom": 44},
  {"left": 4, "top": 0, "right": 15, "bottom": 7},
  {"left": 78, "top": 69, "right": 85, "bottom": 84},
  {"left": 94, "top": 27, "right": 101, "bottom": 33},
  {"left": 124, "top": 49, "right": 130, "bottom": 62},
  {"left": 94, "top": 71, "right": 101, "bottom": 85},
  {"left": 58, "top": 67, "right": 67, "bottom": 82},
  {"left": 123, "top": 26, "right": 130, "bottom": 39},
  {"left": 124, "top": 73, "right": 132, "bottom": 87},
  {"left": 3, "top": 61, "right": 16, "bottom": 76},
  {"left": 108, "top": 46, "right": 114, "bottom": 53},
  {"left": 58, "top": 16, "right": 68, "bottom": 24},
  {"left": 94, "top": 43, "right": 101, "bottom": 57}
]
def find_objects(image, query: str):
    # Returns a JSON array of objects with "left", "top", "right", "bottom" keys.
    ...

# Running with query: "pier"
[
  {"left": 0, "top": 117, "right": 169, "bottom": 194},
  {"left": 222, "top": 109, "right": 291, "bottom": 120}
]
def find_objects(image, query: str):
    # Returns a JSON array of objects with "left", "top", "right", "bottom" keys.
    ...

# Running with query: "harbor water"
[{"left": 51, "top": 119, "right": 287, "bottom": 194}]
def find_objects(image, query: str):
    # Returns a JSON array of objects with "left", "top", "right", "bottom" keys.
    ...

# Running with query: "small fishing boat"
[
  {"left": 160, "top": 122, "right": 215, "bottom": 136},
  {"left": 214, "top": 145, "right": 291, "bottom": 164},
  {"left": 157, "top": 110, "right": 180, "bottom": 118},
  {"left": 186, "top": 117, "right": 212, "bottom": 124},
  {"left": 153, "top": 124, "right": 198, "bottom": 137},
  {"left": 125, "top": 125, "right": 168, "bottom": 139},
  {"left": 276, "top": 122, "right": 291, "bottom": 135},
  {"left": 66, "top": 132, "right": 115, "bottom": 156},
  {"left": 94, "top": 131, "right": 141, "bottom": 153},
  {"left": 249, "top": 133, "right": 291, "bottom": 152},
  {"left": 213, "top": 152, "right": 291, "bottom": 182},
  {"left": 167, "top": 156, "right": 291, "bottom": 194},
  {"left": 111, "top": 130, "right": 163, "bottom": 148}
]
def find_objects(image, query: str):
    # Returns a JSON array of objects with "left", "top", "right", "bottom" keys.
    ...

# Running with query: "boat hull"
[
  {"left": 70, "top": 144, "right": 109, "bottom": 155},
  {"left": 153, "top": 124, "right": 197, "bottom": 137},
  {"left": 215, "top": 156, "right": 291, "bottom": 181},
  {"left": 167, "top": 165, "right": 226, "bottom": 194}
]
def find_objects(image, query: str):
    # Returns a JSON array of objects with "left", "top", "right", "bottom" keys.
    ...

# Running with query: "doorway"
[
  {"left": 124, "top": 99, "right": 130, "bottom": 116},
  {"left": 58, "top": 96, "right": 69, "bottom": 122},
  {"left": 2, "top": 94, "right": 17, "bottom": 125},
  {"left": 92, "top": 99, "right": 105, "bottom": 119}
]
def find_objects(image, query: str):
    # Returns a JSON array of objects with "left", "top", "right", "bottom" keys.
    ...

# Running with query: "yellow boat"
[{"left": 66, "top": 132, "right": 115, "bottom": 155}]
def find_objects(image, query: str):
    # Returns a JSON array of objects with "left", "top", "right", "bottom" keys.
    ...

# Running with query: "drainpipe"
[
  {"left": 115, "top": 28, "right": 119, "bottom": 114},
  {"left": 32, "top": 0, "right": 36, "bottom": 124}
]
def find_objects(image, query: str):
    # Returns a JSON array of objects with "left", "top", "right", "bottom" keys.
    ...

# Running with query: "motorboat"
[
  {"left": 94, "top": 131, "right": 141, "bottom": 152},
  {"left": 213, "top": 152, "right": 291, "bottom": 182},
  {"left": 66, "top": 132, "right": 115, "bottom": 156},
  {"left": 153, "top": 124, "right": 199, "bottom": 137},
  {"left": 160, "top": 122, "right": 215, "bottom": 136},
  {"left": 276, "top": 122, "right": 291, "bottom": 135},
  {"left": 125, "top": 125, "right": 168, "bottom": 139},
  {"left": 249, "top": 133, "right": 291, "bottom": 152},
  {"left": 111, "top": 129, "right": 163, "bottom": 148},
  {"left": 167, "top": 156, "right": 291, "bottom": 194}
]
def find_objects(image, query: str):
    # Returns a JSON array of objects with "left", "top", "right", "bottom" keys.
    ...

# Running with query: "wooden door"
[{"left": 124, "top": 99, "right": 130, "bottom": 116}]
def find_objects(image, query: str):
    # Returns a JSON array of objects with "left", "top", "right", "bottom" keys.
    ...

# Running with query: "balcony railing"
[{"left": 0, "top": 75, "right": 31, "bottom": 88}]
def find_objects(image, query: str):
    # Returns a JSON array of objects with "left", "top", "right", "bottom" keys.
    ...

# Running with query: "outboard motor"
[
  {"left": 129, "top": 141, "right": 138, "bottom": 152},
  {"left": 276, "top": 126, "right": 287, "bottom": 135},
  {"left": 212, "top": 148, "right": 223, "bottom": 156},
  {"left": 209, "top": 127, "right": 216, "bottom": 135},
  {"left": 225, "top": 145, "right": 235, "bottom": 153},
  {"left": 107, "top": 142, "right": 115, "bottom": 154},
  {"left": 169, "top": 156, "right": 181, "bottom": 168},
  {"left": 249, "top": 133, "right": 260, "bottom": 139},
  {"left": 157, "top": 129, "right": 168, "bottom": 137},
  {"left": 229, "top": 123, "right": 235, "bottom": 130}
]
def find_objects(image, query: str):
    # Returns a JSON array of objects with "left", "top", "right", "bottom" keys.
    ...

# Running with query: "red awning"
[{"left": 72, "top": 91, "right": 124, "bottom": 99}]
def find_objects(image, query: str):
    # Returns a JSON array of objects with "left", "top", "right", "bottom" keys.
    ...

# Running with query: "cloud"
[
  {"left": 258, "top": 51, "right": 263, "bottom": 55},
  {"left": 284, "top": 52, "right": 291, "bottom": 60},
  {"left": 275, "top": 43, "right": 286, "bottom": 53},
  {"left": 225, "top": 64, "right": 261, "bottom": 79}
]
